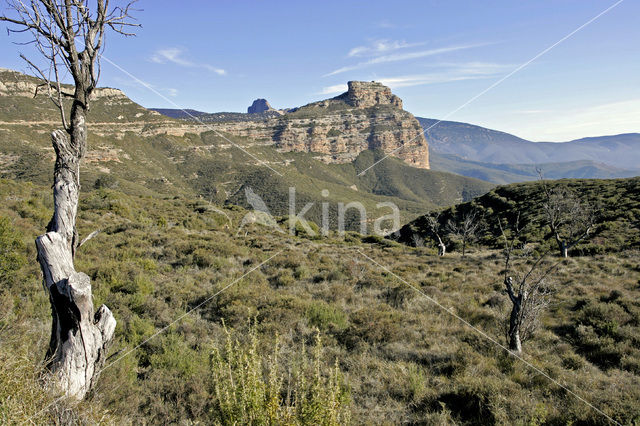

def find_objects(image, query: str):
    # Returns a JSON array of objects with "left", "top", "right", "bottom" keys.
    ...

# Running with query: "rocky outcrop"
[
  {"left": 345, "top": 81, "right": 402, "bottom": 109},
  {"left": 271, "top": 81, "right": 428, "bottom": 168},
  {"left": 248, "top": 98, "right": 274, "bottom": 114},
  {"left": 0, "top": 68, "right": 429, "bottom": 169},
  {"left": 0, "top": 68, "right": 126, "bottom": 100}
]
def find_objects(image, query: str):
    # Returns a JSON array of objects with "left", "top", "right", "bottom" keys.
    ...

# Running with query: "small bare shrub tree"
[
  {"left": 1, "top": 0, "right": 138, "bottom": 399},
  {"left": 447, "top": 210, "right": 481, "bottom": 257},
  {"left": 539, "top": 173, "right": 595, "bottom": 258},
  {"left": 499, "top": 214, "right": 556, "bottom": 353}
]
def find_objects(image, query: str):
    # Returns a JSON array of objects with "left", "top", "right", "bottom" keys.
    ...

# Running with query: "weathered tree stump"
[{"left": 36, "top": 130, "right": 115, "bottom": 400}]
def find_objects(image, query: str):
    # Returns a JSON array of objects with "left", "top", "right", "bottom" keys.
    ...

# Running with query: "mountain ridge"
[{"left": 418, "top": 117, "right": 640, "bottom": 170}]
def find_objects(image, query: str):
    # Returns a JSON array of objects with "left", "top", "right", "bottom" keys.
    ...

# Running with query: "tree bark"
[
  {"left": 36, "top": 129, "right": 115, "bottom": 400},
  {"left": 508, "top": 302, "right": 522, "bottom": 353},
  {"left": 558, "top": 240, "right": 568, "bottom": 259}
]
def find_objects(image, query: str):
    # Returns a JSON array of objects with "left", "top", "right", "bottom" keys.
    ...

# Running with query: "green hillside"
[{"left": 396, "top": 177, "right": 640, "bottom": 255}]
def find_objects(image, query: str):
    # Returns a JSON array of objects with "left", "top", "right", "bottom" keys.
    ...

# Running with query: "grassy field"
[{"left": 1, "top": 178, "right": 639, "bottom": 424}]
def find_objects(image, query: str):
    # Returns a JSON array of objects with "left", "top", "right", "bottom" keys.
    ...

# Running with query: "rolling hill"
[{"left": 394, "top": 176, "right": 640, "bottom": 255}]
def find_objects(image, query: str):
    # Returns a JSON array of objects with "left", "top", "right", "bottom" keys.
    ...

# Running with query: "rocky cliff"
[
  {"left": 210, "top": 81, "right": 429, "bottom": 169},
  {"left": 0, "top": 69, "right": 429, "bottom": 169}
]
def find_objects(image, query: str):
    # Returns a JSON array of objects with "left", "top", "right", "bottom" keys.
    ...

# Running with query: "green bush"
[{"left": 306, "top": 301, "right": 348, "bottom": 331}]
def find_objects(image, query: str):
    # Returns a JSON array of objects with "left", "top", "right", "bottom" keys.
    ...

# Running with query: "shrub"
[
  {"left": 94, "top": 174, "right": 119, "bottom": 189},
  {"left": 306, "top": 301, "right": 348, "bottom": 331},
  {"left": 0, "top": 216, "right": 25, "bottom": 284},
  {"left": 209, "top": 322, "right": 350, "bottom": 424}
]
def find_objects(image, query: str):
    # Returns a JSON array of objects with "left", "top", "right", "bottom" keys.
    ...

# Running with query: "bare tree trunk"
[
  {"left": 557, "top": 238, "right": 568, "bottom": 259},
  {"left": 508, "top": 301, "right": 522, "bottom": 353},
  {"left": 36, "top": 129, "right": 115, "bottom": 400}
]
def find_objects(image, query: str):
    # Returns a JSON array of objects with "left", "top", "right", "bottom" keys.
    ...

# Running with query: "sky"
[{"left": 1, "top": 0, "right": 639, "bottom": 141}]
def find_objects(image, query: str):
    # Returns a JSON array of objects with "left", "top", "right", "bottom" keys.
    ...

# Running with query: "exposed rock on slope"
[
  {"left": 1, "top": 69, "right": 428, "bottom": 170},
  {"left": 273, "top": 81, "right": 428, "bottom": 168},
  {"left": 345, "top": 81, "right": 402, "bottom": 108}
]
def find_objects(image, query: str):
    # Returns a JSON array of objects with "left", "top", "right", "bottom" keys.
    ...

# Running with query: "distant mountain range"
[{"left": 418, "top": 118, "right": 640, "bottom": 182}]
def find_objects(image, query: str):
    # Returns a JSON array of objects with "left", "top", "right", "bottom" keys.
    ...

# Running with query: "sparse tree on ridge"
[
  {"left": 539, "top": 172, "right": 595, "bottom": 258},
  {"left": 447, "top": 210, "right": 481, "bottom": 257},
  {"left": 498, "top": 214, "right": 556, "bottom": 353},
  {"left": 1, "top": 0, "right": 139, "bottom": 399}
]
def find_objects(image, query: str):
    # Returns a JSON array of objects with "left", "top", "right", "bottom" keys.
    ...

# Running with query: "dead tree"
[
  {"left": 447, "top": 210, "right": 481, "bottom": 257},
  {"left": 539, "top": 173, "right": 595, "bottom": 258},
  {"left": 425, "top": 213, "right": 446, "bottom": 256},
  {"left": 1, "top": 0, "right": 138, "bottom": 400},
  {"left": 498, "top": 215, "right": 556, "bottom": 353}
]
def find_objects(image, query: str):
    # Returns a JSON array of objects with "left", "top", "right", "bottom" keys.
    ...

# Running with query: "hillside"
[
  {"left": 2, "top": 178, "right": 639, "bottom": 424},
  {"left": 419, "top": 117, "right": 640, "bottom": 171},
  {"left": 395, "top": 177, "right": 640, "bottom": 255},
  {"left": 0, "top": 68, "right": 492, "bottom": 232}
]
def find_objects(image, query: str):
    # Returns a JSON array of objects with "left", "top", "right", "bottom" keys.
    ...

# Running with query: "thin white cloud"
[
  {"left": 375, "top": 20, "right": 396, "bottom": 29},
  {"left": 325, "top": 43, "right": 489, "bottom": 76},
  {"left": 151, "top": 47, "right": 226, "bottom": 76},
  {"left": 320, "top": 62, "right": 509, "bottom": 94},
  {"left": 522, "top": 99, "right": 640, "bottom": 141},
  {"left": 111, "top": 76, "right": 179, "bottom": 98},
  {"left": 348, "top": 39, "right": 425, "bottom": 57},
  {"left": 318, "top": 83, "right": 348, "bottom": 95}
]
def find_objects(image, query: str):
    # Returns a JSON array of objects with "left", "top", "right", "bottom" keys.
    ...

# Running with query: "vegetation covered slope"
[
  {"left": 1, "top": 179, "right": 639, "bottom": 424},
  {"left": 396, "top": 177, "right": 640, "bottom": 256},
  {"left": 0, "top": 69, "right": 493, "bottom": 232}
]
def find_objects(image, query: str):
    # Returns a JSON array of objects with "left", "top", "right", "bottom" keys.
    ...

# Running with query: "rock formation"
[
  {"left": 272, "top": 81, "right": 428, "bottom": 168},
  {"left": 205, "top": 81, "right": 429, "bottom": 168},
  {"left": 344, "top": 81, "right": 402, "bottom": 109},
  {"left": 1, "top": 69, "right": 429, "bottom": 169},
  {"left": 247, "top": 98, "right": 274, "bottom": 114}
]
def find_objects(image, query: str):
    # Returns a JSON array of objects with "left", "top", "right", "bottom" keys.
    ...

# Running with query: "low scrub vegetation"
[{"left": 0, "top": 179, "right": 639, "bottom": 424}]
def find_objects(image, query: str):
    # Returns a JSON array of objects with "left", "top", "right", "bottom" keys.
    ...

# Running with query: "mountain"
[
  {"left": 419, "top": 117, "right": 640, "bottom": 171},
  {"left": 430, "top": 152, "right": 639, "bottom": 185},
  {"left": 0, "top": 69, "right": 491, "bottom": 232},
  {"left": 156, "top": 81, "right": 430, "bottom": 169}
]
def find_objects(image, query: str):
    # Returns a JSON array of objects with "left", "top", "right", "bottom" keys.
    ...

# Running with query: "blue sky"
[{"left": 1, "top": 0, "right": 639, "bottom": 141}]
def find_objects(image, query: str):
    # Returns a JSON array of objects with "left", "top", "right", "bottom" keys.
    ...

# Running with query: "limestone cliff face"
[
  {"left": 0, "top": 68, "right": 429, "bottom": 169},
  {"left": 272, "top": 81, "right": 429, "bottom": 168}
]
